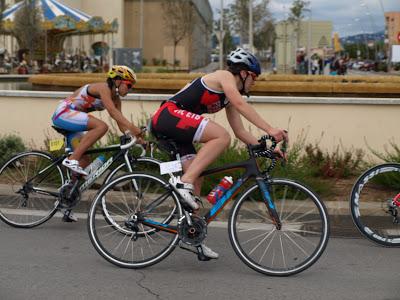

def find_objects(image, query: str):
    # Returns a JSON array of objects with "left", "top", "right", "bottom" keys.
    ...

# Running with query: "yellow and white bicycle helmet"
[{"left": 107, "top": 65, "right": 137, "bottom": 84}]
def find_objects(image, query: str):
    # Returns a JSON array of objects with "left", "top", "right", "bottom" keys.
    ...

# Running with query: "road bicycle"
[
  {"left": 0, "top": 127, "right": 161, "bottom": 228},
  {"left": 350, "top": 163, "right": 400, "bottom": 246},
  {"left": 87, "top": 136, "right": 330, "bottom": 276}
]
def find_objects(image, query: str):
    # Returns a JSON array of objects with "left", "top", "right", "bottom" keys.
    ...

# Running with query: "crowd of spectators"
[
  {"left": 295, "top": 51, "right": 348, "bottom": 75},
  {"left": 0, "top": 48, "right": 107, "bottom": 74}
]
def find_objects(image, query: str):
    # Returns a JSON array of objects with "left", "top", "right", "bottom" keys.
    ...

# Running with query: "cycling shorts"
[
  {"left": 151, "top": 101, "right": 209, "bottom": 158},
  {"left": 52, "top": 101, "right": 88, "bottom": 149}
]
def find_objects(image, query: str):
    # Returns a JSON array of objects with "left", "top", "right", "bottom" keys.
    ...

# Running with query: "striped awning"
[{"left": 2, "top": 0, "right": 92, "bottom": 22}]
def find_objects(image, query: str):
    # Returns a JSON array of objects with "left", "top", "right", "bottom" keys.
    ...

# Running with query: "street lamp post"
[
  {"left": 249, "top": 0, "right": 253, "bottom": 52},
  {"left": 219, "top": 0, "right": 224, "bottom": 70},
  {"left": 304, "top": 8, "right": 312, "bottom": 75},
  {"left": 139, "top": 0, "right": 144, "bottom": 49}
]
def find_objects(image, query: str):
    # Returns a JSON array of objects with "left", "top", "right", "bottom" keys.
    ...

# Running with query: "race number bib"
[
  {"left": 160, "top": 160, "right": 182, "bottom": 175},
  {"left": 49, "top": 139, "right": 64, "bottom": 151}
]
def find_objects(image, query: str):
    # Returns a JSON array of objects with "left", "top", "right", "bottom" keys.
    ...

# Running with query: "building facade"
[
  {"left": 124, "top": 0, "right": 213, "bottom": 70},
  {"left": 1, "top": 0, "right": 213, "bottom": 70},
  {"left": 275, "top": 20, "right": 333, "bottom": 73},
  {"left": 385, "top": 11, "right": 400, "bottom": 46}
]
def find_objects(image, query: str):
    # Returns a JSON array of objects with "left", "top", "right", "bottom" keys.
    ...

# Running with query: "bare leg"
[
  {"left": 68, "top": 116, "right": 108, "bottom": 162},
  {"left": 181, "top": 121, "right": 230, "bottom": 185},
  {"left": 182, "top": 159, "right": 203, "bottom": 195}
]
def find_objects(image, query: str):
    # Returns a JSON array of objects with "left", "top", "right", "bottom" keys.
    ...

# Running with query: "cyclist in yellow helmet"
[{"left": 52, "top": 65, "right": 142, "bottom": 177}]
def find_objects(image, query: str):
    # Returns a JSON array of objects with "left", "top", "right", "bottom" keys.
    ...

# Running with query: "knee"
[
  {"left": 98, "top": 122, "right": 108, "bottom": 135},
  {"left": 220, "top": 130, "right": 231, "bottom": 147}
]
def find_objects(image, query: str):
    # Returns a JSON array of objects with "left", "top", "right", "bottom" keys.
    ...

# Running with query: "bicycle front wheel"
[
  {"left": 0, "top": 151, "right": 64, "bottom": 228},
  {"left": 229, "top": 178, "right": 330, "bottom": 276},
  {"left": 88, "top": 172, "right": 182, "bottom": 268},
  {"left": 350, "top": 163, "right": 400, "bottom": 247}
]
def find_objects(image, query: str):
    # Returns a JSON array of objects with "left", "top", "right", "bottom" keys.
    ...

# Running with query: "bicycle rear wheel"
[
  {"left": 229, "top": 178, "right": 329, "bottom": 276},
  {"left": 103, "top": 157, "right": 162, "bottom": 184},
  {"left": 88, "top": 172, "right": 182, "bottom": 268},
  {"left": 0, "top": 151, "right": 64, "bottom": 228},
  {"left": 350, "top": 163, "right": 400, "bottom": 247}
]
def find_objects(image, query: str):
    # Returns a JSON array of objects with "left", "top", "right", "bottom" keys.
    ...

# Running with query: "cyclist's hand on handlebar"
[
  {"left": 274, "top": 147, "right": 287, "bottom": 162},
  {"left": 135, "top": 136, "right": 145, "bottom": 145},
  {"left": 267, "top": 128, "right": 288, "bottom": 144}
]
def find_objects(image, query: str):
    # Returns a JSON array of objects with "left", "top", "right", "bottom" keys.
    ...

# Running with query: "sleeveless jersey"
[
  {"left": 169, "top": 77, "right": 229, "bottom": 114},
  {"left": 65, "top": 84, "right": 104, "bottom": 112}
]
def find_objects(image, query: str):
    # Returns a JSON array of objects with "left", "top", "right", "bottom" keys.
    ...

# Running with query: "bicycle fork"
[
  {"left": 256, "top": 178, "right": 282, "bottom": 230},
  {"left": 386, "top": 193, "right": 400, "bottom": 224}
]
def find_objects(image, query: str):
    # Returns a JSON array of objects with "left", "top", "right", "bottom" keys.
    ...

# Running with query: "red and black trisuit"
[{"left": 151, "top": 77, "right": 229, "bottom": 158}]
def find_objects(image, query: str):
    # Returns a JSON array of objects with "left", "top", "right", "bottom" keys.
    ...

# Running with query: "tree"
[
  {"left": 213, "top": 8, "right": 235, "bottom": 55},
  {"left": 288, "top": 0, "right": 310, "bottom": 50},
  {"left": 161, "top": 0, "right": 194, "bottom": 70},
  {"left": 226, "top": 0, "right": 274, "bottom": 51},
  {"left": 12, "top": 0, "right": 43, "bottom": 63},
  {"left": 254, "top": 20, "right": 275, "bottom": 51},
  {"left": 0, "top": 1, "right": 5, "bottom": 32}
]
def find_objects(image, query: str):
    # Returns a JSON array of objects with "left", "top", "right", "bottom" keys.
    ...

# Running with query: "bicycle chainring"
[
  {"left": 59, "top": 182, "right": 81, "bottom": 209},
  {"left": 178, "top": 215, "right": 207, "bottom": 246}
]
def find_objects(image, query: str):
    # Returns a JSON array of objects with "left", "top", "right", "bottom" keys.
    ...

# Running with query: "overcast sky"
[{"left": 208, "top": 0, "right": 399, "bottom": 37}]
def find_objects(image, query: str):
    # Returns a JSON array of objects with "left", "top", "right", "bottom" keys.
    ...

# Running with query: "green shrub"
[
  {"left": 156, "top": 68, "right": 175, "bottom": 73},
  {"left": 368, "top": 140, "right": 400, "bottom": 163},
  {"left": 152, "top": 58, "right": 161, "bottom": 66},
  {"left": 200, "top": 140, "right": 250, "bottom": 195},
  {"left": 267, "top": 133, "right": 365, "bottom": 195},
  {"left": 0, "top": 134, "right": 26, "bottom": 166},
  {"left": 270, "top": 135, "right": 334, "bottom": 196},
  {"left": 302, "top": 143, "right": 364, "bottom": 179}
]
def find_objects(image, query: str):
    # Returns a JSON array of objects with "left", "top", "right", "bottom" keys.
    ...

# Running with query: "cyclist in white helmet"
[{"left": 151, "top": 48, "right": 288, "bottom": 259}]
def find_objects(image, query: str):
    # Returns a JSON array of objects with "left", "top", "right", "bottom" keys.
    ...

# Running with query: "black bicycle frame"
[
  {"left": 141, "top": 153, "right": 281, "bottom": 233},
  {"left": 28, "top": 143, "right": 137, "bottom": 198}
]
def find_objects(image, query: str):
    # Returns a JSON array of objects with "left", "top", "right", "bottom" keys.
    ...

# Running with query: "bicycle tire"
[
  {"left": 88, "top": 172, "right": 182, "bottom": 268},
  {"left": 103, "top": 157, "right": 162, "bottom": 184},
  {"left": 0, "top": 151, "right": 64, "bottom": 228},
  {"left": 350, "top": 163, "right": 400, "bottom": 247},
  {"left": 229, "top": 178, "right": 330, "bottom": 276}
]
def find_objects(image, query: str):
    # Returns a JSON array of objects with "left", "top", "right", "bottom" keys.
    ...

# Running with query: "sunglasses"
[
  {"left": 247, "top": 71, "right": 257, "bottom": 80},
  {"left": 121, "top": 80, "right": 133, "bottom": 89}
]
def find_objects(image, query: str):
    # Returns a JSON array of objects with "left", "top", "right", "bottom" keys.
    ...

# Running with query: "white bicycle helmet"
[{"left": 227, "top": 48, "right": 261, "bottom": 75}]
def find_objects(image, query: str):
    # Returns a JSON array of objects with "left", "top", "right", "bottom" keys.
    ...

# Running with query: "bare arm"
[
  {"left": 220, "top": 71, "right": 287, "bottom": 142},
  {"left": 225, "top": 104, "right": 258, "bottom": 145},
  {"left": 98, "top": 86, "right": 141, "bottom": 136}
]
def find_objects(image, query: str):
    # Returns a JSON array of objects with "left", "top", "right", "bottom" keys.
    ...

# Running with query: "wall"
[{"left": 0, "top": 91, "right": 399, "bottom": 160}]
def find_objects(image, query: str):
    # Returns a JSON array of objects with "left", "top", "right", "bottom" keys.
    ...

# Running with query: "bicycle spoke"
[
  {"left": 350, "top": 163, "right": 400, "bottom": 246},
  {"left": 88, "top": 173, "right": 181, "bottom": 268},
  {"left": 230, "top": 179, "right": 329, "bottom": 276},
  {"left": 0, "top": 152, "right": 62, "bottom": 228}
]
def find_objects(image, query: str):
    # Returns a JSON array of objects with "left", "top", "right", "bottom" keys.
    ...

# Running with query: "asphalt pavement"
[{"left": 0, "top": 216, "right": 399, "bottom": 300}]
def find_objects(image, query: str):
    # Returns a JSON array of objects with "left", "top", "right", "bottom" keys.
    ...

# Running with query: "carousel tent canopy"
[
  {"left": 0, "top": 0, "right": 118, "bottom": 34},
  {"left": 2, "top": 0, "right": 91, "bottom": 22}
]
